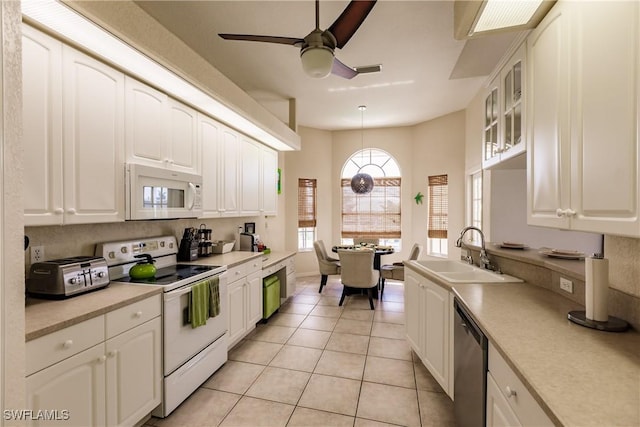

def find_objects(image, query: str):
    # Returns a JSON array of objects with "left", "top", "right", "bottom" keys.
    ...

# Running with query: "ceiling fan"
[{"left": 219, "top": 0, "right": 381, "bottom": 79}]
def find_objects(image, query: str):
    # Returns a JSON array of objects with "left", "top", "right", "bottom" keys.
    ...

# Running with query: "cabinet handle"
[
  {"left": 108, "top": 350, "right": 118, "bottom": 358},
  {"left": 505, "top": 386, "right": 517, "bottom": 398},
  {"left": 97, "top": 355, "right": 107, "bottom": 364},
  {"left": 62, "top": 339, "right": 73, "bottom": 349},
  {"left": 67, "top": 208, "right": 77, "bottom": 214},
  {"left": 54, "top": 208, "right": 64, "bottom": 214},
  {"left": 565, "top": 209, "right": 576, "bottom": 217},
  {"left": 134, "top": 311, "right": 143, "bottom": 318},
  {"left": 556, "top": 208, "right": 566, "bottom": 217}
]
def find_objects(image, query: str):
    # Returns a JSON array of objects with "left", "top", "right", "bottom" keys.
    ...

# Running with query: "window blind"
[
  {"left": 428, "top": 174, "right": 448, "bottom": 239},
  {"left": 341, "top": 177, "right": 401, "bottom": 238},
  {"left": 298, "top": 178, "right": 317, "bottom": 228}
]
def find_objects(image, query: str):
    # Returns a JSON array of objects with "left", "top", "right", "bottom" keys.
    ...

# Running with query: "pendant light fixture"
[{"left": 350, "top": 105, "right": 374, "bottom": 194}]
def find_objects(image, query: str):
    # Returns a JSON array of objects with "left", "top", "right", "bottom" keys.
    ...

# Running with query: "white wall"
[
  {"left": 285, "top": 126, "right": 334, "bottom": 276},
  {"left": 286, "top": 111, "right": 468, "bottom": 276},
  {"left": 490, "top": 169, "right": 603, "bottom": 253},
  {"left": 1, "top": 0, "right": 25, "bottom": 415}
]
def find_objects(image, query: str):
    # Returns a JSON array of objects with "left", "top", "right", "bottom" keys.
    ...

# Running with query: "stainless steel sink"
[{"left": 410, "top": 259, "right": 522, "bottom": 283}]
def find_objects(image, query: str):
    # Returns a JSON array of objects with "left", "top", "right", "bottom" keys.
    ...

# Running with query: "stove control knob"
[
  {"left": 120, "top": 246, "right": 128, "bottom": 254},
  {"left": 108, "top": 251, "right": 115, "bottom": 259},
  {"left": 69, "top": 277, "right": 79, "bottom": 285},
  {"left": 96, "top": 271, "right": 106, "bottom": 278}
]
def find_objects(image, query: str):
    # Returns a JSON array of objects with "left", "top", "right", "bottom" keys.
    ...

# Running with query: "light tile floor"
[{"left": 145, "top": 275, "right": 455, "bottom": 427}]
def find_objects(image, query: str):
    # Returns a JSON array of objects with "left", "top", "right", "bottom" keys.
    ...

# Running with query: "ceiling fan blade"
[
  {"left": 328, "top": 0, "right": 377, "bottom": 49},
  {"left": 218, "top": 34, "right": 303, "bottom": 46},
  {"left": 331, "top": 57, "right": 358, "bottom": 79}
]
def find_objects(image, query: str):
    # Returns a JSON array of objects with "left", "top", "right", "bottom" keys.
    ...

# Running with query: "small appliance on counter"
[
  {"left": 26, "top": 256, "right": 109, "bottom": 298},
  {"left": 239, "top": 232, "right": 259, "bottom": 252}
]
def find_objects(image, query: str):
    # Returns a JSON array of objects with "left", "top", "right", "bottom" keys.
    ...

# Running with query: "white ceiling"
[{"left": 134, "top": 0, "right": 522, "bottom": 131}]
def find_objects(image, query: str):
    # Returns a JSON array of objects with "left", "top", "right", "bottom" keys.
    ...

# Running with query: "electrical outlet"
[
  {"left": 560, "top": 277, "right": 573, "bottom": 293},
  {"left": 31, "top": 245, "right": 45, "bottom": 263}
]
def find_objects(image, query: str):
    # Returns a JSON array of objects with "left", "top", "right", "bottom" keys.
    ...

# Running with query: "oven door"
[{"left": 163, "top": 273, "right": 227, "bottom": 375}]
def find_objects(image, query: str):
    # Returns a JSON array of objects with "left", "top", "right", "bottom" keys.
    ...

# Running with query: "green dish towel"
[
  {"left": 209, "top": 276, "right": 220, "bottom": 318},
  {"left": 189, "top": 280, "right": 210, "bottom": 329}
]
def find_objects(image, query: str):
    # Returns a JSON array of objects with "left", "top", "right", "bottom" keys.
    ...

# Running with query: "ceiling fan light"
[{"left": 300, "top": 46, "right": 334, "bottom": 78}]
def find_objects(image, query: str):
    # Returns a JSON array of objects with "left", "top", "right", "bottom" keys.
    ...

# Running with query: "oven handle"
[{"left": 164, "top": 273, "right": 226, "bottom": 302}]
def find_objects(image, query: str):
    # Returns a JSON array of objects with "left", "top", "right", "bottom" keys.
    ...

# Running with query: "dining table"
[{"left": 332, "top": 244, "right": 395, "bottom": 298}]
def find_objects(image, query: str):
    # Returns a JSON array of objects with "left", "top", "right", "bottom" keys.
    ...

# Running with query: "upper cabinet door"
[
  {"left": 569, "top": 1, "right": 640, "bottom": 236},
  {"left": 22, "top": 25, "right": 64, "bottom": 226},
  {"left": 527, "top": 2, "right": 571, "bottom": 229},
  {"left": 62, "top": 46, "right": 125, "bottom": 225},
  {"left": 239, "top": 137, "right": 261, "bottom": 215},
  {"left": 124, "top": 77, "right": 169, "bottom": 169},
  {"left": 199, "top": 114, "right": 221, "bottom": 217},
  {"left": 527, "top": 1, "right": 640, "bottom": 237},
  {"left": 261, "top": 146, "right": 278, "bottom": 215},
  {"left": 220, "top": 126, "right": 239, "bottom": 215},
  {"left": 482, "top": 78, "right": 500, "bottom": 169},
  {"left": 167, "top": 98, "right": 200, "bottom": 175},
  {"left": 500, "top": 44, "right": 526, "bottom": 162}
]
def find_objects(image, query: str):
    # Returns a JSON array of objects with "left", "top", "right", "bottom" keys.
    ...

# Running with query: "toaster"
[{"left": 27, "top": 256, "right": 110, "bottom": 298}]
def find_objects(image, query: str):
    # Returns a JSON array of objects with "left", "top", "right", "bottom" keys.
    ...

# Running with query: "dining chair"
[
  {"left": 313, "top": 240, "right": 341, "bottom": 293},
  {"left": 337, "top": 249, "right": 379, "bottom": 310},
  {"left": 380, "top": 243, "right": 423, "bottom": 297}
]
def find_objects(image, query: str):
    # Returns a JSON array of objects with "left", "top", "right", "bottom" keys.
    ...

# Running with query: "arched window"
[{"left": 341, "top": 149, "right": 401, "bottom": 250}]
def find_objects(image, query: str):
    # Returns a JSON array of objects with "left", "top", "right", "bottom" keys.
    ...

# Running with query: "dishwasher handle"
[{"left": 454, "top": 299, "right": 486, "bottom": 347}]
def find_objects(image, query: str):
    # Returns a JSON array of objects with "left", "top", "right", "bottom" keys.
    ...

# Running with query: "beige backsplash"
[{"left": 24, "top": 216, "right": 271, "bottom": 274}]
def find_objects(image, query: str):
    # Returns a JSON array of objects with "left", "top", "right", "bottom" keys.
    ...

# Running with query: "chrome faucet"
[{"left": 455, "top": 226, "right": 500, "bottom": 273}]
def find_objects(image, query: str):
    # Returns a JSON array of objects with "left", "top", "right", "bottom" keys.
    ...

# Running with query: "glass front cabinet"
[{"left": 483, "top": 43, "right": 526, "bottom": 169}]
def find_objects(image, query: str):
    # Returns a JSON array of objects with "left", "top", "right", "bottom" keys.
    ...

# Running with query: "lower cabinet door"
[
  {"left": 404, "top": 271, "right": 423, "bottom": 354},
  {"left": 106, "top": 317, "right": 161, "bottom": 427},
  {"left": 227, "top": 279, "right": 246, "bottom": 347},
  {"left": 26, "top": 344, "right": 107, "bottom": 427},
  {"left": 246, "top": 271, "right": 263, "bottom": 327},
  {"left": 423, "top": 281, "right": 450, "bottom": 394},
  {"left": 486, "top": 373, "right": 521, "bottom": 427}
]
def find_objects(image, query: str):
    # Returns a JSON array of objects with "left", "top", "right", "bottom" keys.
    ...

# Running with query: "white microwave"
[{"left": 125, "top": 163, "right": 202, "bottom": 220}]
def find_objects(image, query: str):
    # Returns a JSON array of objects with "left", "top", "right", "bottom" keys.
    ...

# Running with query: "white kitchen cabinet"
[
  {"left": 124, "top": 78, "right": 200, "bottom": 175},
  {"left": 124, "top": 77, "right": 169, "bottom": 170},
  {"left": 167, "top": 98, "right": 200, "bottom": 174},
  {"left": 486, "top": 373, "right": 521, "bottom": 427},
  {"left": 62, "top": 46, "right": 125, "bottom": 225},
  {"left": 23, "top": 24, "right": 125, "bottom": 226},
  {"left": 226, "top": 259, "right": 263, "bottom": 348},
  {"left": 483, "top": 43, "right": 526, "bottom": 169},
  {"left": 22, "top": 25, "right": 64, "bottom": 226},
  {"left": 199, "top": 114, "right": 221, "bottom": 217},
  {"left": 220, "top": 126, "right": 240, "bottom": 216},
  {"left": 527, "top": 1, "right": 640, "bottom": 237},
  {"left": 261, "top": 146, "right": 278, "bottom": 215},
  {"left": 239, "top": 137, "right": 262, "bottom": 215},
  {"left": 488, "top": 342, "right": 553, "bottom": 426},
  {"left": 106, "top": 317, "right": 162, "bottom": 427},
  {"left": 25, "top": 295, "right": 162, "bottom": 427},
  {"left": 227, "top": 277, "right": 246, "bottom": 346},
  {"left": 247, "top": 270, "right": 263, "bottom": 327},
  {"left": 26, "top": 344, "right": 107, "bottom": 427},
  {"left": 404, "top": 269, "right": 453, "bottom": 398}
]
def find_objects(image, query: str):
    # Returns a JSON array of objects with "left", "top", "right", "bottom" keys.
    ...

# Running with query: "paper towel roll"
[{"left": 585, "top": 256, "right": 609, "bottom": 322}]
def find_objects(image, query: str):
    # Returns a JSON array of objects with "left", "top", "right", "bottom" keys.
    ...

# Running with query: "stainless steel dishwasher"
[{"left": 453, "top": 298, "right": 488, "bottom": 427}]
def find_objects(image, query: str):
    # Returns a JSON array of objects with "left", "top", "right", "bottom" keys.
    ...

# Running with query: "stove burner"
[{"left": 118, "top": 264, "right": 222, "bottom": 286}]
